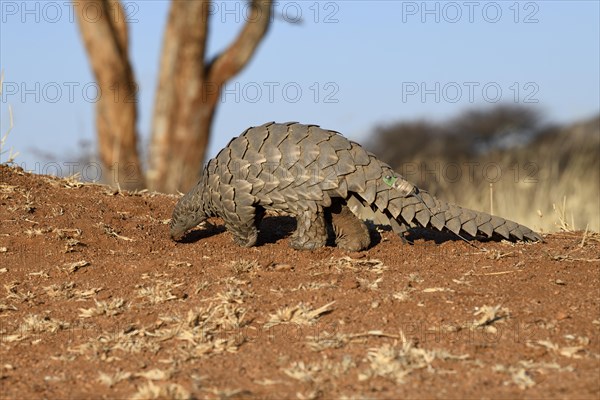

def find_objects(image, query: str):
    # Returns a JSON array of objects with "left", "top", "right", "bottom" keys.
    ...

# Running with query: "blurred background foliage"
[{"left": 367, "top": 105, "right": 599, "bottom": 233}]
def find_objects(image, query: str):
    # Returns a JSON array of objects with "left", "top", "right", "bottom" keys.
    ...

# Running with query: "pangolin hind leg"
[
  {"left": 290, "top": 207, "right": 328, "bottom": 250},
  {"left": 327, "top": 201, "right": 371, "bottom": 251}
]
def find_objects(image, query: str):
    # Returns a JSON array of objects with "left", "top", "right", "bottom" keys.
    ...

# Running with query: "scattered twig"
[
  {"left": 63, "top": 260, "right": 90, "bottom": 273},
  {"left": 100, "top": 223, "right": 134, "bottom": 241},
  {"left": 473, "top": 270, "right": 520, "bottom": 276},
  {"left": 579, "top": 225, "right": 589, "bottom": 248}
]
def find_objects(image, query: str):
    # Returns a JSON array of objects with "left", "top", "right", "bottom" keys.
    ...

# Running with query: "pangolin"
[{"left": 171, "top": 122, "right": 541, "bottom": 250}]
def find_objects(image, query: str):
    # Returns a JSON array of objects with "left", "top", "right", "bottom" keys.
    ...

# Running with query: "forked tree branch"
[{"left": 207, "top": 0, "right": 273, "bottom": 87}]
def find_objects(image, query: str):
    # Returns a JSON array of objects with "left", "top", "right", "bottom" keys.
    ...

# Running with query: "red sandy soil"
[{"left": 1, "top": 164, "right": 599, "bottom": 399}]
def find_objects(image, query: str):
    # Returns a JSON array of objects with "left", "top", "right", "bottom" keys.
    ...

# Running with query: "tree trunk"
[
  {"left": 148, "top": 0, "right": 272, "bottom": 193},
  {"left": 74, "top": 0, "right": 145, "bottom": 190}
]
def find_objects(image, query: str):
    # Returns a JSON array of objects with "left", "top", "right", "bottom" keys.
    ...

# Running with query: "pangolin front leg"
[{"left": 225, "top": 206, "right": 265, "bottom": 248}]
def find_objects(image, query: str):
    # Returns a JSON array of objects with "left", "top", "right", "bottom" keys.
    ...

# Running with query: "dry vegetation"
[
  {"left": 368, "top": 106, "right": 600, "bottom": 233},
  {"left": 0, "top": 72, "right": 18, "bottom": 165}
]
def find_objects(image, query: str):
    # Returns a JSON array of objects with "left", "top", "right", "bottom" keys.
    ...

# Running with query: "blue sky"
[{"left": 1, "top": 1, "right": 599, "bottom": 174}]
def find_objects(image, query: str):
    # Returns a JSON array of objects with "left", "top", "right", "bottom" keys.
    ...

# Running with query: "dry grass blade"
[
  {"left": 4, "top": 281, "right": 35, "bottom": 302},
  {"left": 315, "top": 256, "right": 388, "bottom": 275},
  {"left": 24, "top": 227, "right": 47, "bottom": 237},
  {"left": 422, "top": 287, "right": 455, "bottom": 293},
  {"left": 282, "top": 361, "right": 321, "bottom": 383},
  {"left": 55, "top": 228, "right": 82, "bottom": 239},
  {"left": 130, "top": 381, "right": 191, "bottom": 400},
  {"left": 63, "top": 260, "right": 90, "bottom": 273},
  {"left": 0, "top": 71, "right": 18, "bottom": 164},
  {"left": 486, "top": 250, "right": 515, "bottom": 260},
  {"left": 253, "top": 378, "right": 284, "bottom": 386},
  {"left": 73, "top": 287, "right": 103, "bottom": 300},
  {"left": 60, "top": 173, "right": 86, "bottom": 188},
  {"left": 201, "top": 387, "right": 250, "bottom": 399},
  {"left": 215, "top": 286, "right": 250, "bottom": 304},
  {"left": 166, "top": 261, "right": 192, "bottom": 268},
  {"left": 307, "top": 330, "right": 401, "bottom": 352},
  {"left": 0, "top": 303, "right": 18, "bottom": 312},
  {"left": 79, "top": 298, "right": 127, "bottom": 318},
  {"left": 98, "top": 369, "right": 132, "bottom": 387},
  {"left": 229, "top": 259, "right": 260, "bottom": 274},
  {"left": 290, "top": 281, "right": 336, "bottom": 291},
  {"left": 492, "top": 360, "right": 574, "bottom": 390},
  {"left": 553, "top": 196, "right": 574, "bottom": 232},
  {"left": 137, "top": 281, "right": 182, "bottom": 305},
  {"left": 472, "top": 305, "right": 509, "bottom": 327},
  {"left": 357, "top": 276, "right": 383, "bottom": 290},
  {"left": 358, "top": 332, "right": 468, "bottom": 384},
  {"left": 28, "top": 270, "right": 49, "bottom": 278},
  {"left": 44, "top": 282, "right": 102, "bottom": 300},
  {"left": 330, "top": 256, "right": 387, "bottom": 274},
  {"left": 149, "top": 303, "right": 247, "bottom": 357},
  {"left": 2, "top": 314, "right": 70, "bottom": 342},
  {"left": 282, "top": 356, "right": 356, "bottom": 385},
  {"left": 264, "top": 301, "right": 335, "bottom": 328},
  {"left": 393, "top": 288, "right": 415, "bottom": 302},
  {"left": 529, "top": 339, "right": 586, "bottom": 359},
  {"left": 44, "top": 281, "right": 75, "bottom": 298},
  {"left": 493, "top": 365, "right": 536, "bottom": 390},
  {"left": 69, "top": 326, "right": 161, "bottom": 360},
  {"left": 100, "top": 223, "right": 134, "bottom": 241},
  {"left": 135, "top": 368, "right": 172, "bottom": 380},
  {"left": 473, "top": 270, "right": 519, "bottom": 276},
  {"left": 579, "top": 225, "right": 590, "bottom": 248}
]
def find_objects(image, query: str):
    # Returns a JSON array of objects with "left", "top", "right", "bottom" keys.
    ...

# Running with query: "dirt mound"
[{"left": 1, "top": 164, "right": 599, "bottom": 399}]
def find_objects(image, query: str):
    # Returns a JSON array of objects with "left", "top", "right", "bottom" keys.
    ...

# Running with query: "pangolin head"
[{"left": 170, "top": 187, "right": 207, "bottom": 241}]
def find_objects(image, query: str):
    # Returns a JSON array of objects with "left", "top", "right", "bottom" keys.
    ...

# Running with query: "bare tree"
[
  {"left": 74, "top": 0, "right": 144, "bottom": 190},
  {"left": 75, "top": 0, "right": 272, "bottom": 192}
]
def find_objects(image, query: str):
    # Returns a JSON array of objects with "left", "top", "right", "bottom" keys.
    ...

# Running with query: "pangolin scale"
[{"left": 171, "top": 122, "right": 542, "bottom": 250}]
